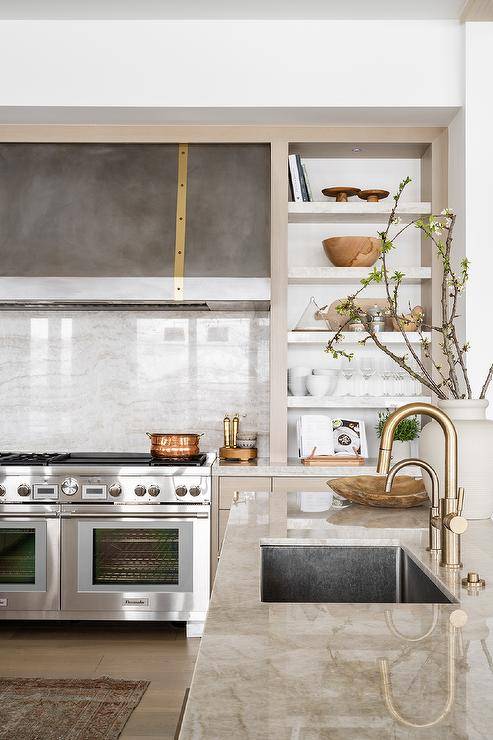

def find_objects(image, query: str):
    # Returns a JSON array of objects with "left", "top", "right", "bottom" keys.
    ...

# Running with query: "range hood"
[
  {"left": 0, "top": 142, "right": 271, "bottom": 311},
  {"left": 0, "top": 276, "right": 270, "bottom": 311}
]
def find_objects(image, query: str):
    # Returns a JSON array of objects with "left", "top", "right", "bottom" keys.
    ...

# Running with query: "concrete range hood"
[{"left": 0, "top": 142, "right": 271, "bottom": 311}]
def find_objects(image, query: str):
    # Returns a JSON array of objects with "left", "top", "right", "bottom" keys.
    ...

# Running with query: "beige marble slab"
[{"left": 180, "top": 491, "right": 493, "bottom": 739}]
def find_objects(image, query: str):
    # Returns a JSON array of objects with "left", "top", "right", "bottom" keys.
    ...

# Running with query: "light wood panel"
[
  {"left": 0, "top": 125, "right": 445, "bottom": 144},
  {"left": 270, "top": 140, "right": 289, "bottom": 463},
  {"left": 461, "top": 0, "right": 493, "bottom": 20}
]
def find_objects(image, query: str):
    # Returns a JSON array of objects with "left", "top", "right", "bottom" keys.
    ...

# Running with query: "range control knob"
[
  {"left": 17, "top": 483, "right": 31, "bottom": 497},
  {"left": 109, "top": 483, "right": 122, "bottom": 498},
  {"left": 61, "top": 478, "right": 79, "bottom": 497},
  {"left": 134, "top": 484, "right": 146, "bottom": 497},
  {"left": 0, "top": 485, "right": 6, "bottom": 497},
  {"left": 189, "top": 485, "right": 202, "bottom": 498},
  {"left": 148, "top": 484, "right": 160, "bottom": 498},
  {"left": 175, "top": 485, "right": 188, "bottom": 498}
]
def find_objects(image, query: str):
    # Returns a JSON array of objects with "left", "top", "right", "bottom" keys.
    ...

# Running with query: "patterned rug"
[{"left": 0, "top": 676, "right": 150, "bottom": 739}]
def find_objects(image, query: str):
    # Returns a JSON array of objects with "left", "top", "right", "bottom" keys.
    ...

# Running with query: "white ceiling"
[{"left": 0, "top": 0, "right": 468, "bottom": 20}]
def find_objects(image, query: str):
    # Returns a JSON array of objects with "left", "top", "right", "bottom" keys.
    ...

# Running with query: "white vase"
[{"left": 419, "top": 399, "right": 493, "bottom": 519}]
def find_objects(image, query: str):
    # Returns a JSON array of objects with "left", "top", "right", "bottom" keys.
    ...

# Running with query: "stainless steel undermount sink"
[{"left": 260, "top": 544, "right": 457, "bottom": 604}]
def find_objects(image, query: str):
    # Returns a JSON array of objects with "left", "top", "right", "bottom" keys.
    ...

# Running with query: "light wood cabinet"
[
  {"left": 213, "top": 477, "right": 272, "bottom": 579},
  {"left": 272, "top": 477, "right": 333, "bottom": 493}
]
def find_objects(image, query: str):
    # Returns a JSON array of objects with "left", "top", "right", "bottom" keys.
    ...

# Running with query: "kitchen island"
[{"left": 180, "top": 490, "right": 493, "bottom": 738}]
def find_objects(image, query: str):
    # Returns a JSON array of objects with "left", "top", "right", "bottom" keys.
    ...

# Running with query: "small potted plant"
[{"left": 376, "top": 410, "right": 420, "bottom": 465}]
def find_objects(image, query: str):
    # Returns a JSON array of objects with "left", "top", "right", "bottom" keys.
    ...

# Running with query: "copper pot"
[{"left": 146, "top": 432, "right": 202, "bottom": 459}]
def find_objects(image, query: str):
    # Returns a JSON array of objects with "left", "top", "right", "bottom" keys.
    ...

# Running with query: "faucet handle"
[{"left": 457, "top": 487, "right": 465, "bottom": 516}]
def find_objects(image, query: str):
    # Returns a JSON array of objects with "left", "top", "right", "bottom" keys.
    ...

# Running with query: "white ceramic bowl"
[
  {"left": 311, "top": 369, "right": 339, "bottom": 395},
  {"left": 288, "top": 366, "right": 311, "bottom": 378},
  {"left": 306, "top": 374, "right": 331, "bottom": 396},
  {"left": 313, "top": 368, "right": 339, "bottom": 377},
  {"left": 288, "top": 377, "right": 308, "bottom": 396}
]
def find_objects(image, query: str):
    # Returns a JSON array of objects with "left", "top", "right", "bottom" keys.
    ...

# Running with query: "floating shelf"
[
  {"left": 287, "top": 396, "right": 431, "bottom": 408},
  {"left": 288, "top": 331, "right": 430, "bottom": 344},
  {"left": 288, "top": 266, "right": 431, "bottom": 284},
  {"left": 288, "top": 201, "right": 432, "bottom": 223}
]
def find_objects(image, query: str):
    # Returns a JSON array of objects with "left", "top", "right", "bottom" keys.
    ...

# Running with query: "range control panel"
[{"left": 0, "top": 476, "right": 211, "bottom": 504}]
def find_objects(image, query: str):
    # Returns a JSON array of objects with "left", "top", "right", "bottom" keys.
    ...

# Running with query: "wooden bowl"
[
  {"left": 322, "top": 236, "right": 381, "bottom": 267},
  {"left": 327, "top": 475, "right": 428, "bottom": 508},
  {"left": 322, "top": 186, "right": 361, "bottom": 202},
  {"left": 358, "top": 189, "right": 390, "bottom": 202}
]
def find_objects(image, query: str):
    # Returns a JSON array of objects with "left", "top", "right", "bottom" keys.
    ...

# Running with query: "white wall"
[
  {"left": 0, "top": 20, "right": 462, "bottom": 107},
  {"left": 464, "top": 23, "right": 493, "bottom": 405}
]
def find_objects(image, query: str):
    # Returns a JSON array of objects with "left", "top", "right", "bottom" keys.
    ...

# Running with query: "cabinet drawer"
[{"left": 219, "top": 477, "right": 271, "bottom": 509}]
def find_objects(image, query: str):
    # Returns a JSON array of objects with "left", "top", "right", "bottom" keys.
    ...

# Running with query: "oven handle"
[{"left": 60, "top": 511, "right": 209, "bottom": 519}]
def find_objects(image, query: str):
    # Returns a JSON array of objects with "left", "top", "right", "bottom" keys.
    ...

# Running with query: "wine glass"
[
  {"left": 380, "top": 357, "right": 394, "bottom": 397},
  {"left": 359, "top": 356, "right": 375, "bottom": 396},
  {"left": 341, "top": 357, "right": 355, "bottom": 396}
]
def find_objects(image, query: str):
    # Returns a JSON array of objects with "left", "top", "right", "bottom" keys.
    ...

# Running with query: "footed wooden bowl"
[
  {"left": 323, "top": 236, "right": 381, "bottom": 268},
  {"left": 327, "top": 475, "right": 428, "bottom": 508},
  {"left": 358, "top": 189, "right": 390, "bottom": 202},
  {"left": 322, "top": 186, "right": 361, "bottom": 202}
]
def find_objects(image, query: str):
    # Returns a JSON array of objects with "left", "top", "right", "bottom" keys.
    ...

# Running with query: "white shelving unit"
[
  {"left": 288, "top": 266, "right": 431, "bottom": 284},
  {"left": 288, "top": 396, "right": 432, "bottom": 408},
  {"left": 288, "top": 201, "right": 432, "bottom": 223},
  {"left": 285, "top": 143, "right": 434, "bottom": 461},
  {"left": 288, "top": 331, "right": 431, "bottom": 344}
]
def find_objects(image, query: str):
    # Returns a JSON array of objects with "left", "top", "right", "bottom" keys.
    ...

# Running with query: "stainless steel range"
[{"left": 0, "top": 452, "right": 214, "bottom": 637}]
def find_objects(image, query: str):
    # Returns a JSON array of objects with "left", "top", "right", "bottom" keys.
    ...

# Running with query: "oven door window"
[
  {"left": 93, "top": 528, "right": 179, "bottom": 586},
  {"left": 78, "top": 520, "right": 193, "bottom": 593},
  {"left": 0, "top": 522, "right": 47, "bottom": 592}
]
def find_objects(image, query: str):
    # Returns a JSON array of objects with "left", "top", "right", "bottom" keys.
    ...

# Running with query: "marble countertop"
[
  {"left": 212, "top": 457, "right": 380, "bottom": 477},
  {"left": 180, "top": 492, "right": 493, "bottom": 738}
]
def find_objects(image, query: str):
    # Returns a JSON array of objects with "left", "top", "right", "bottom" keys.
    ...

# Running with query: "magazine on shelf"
[{"left": 297, "top": 415, "right": 368, "bottom": 458}]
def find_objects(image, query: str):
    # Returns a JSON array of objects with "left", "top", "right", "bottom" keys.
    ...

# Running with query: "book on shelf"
[
  {"left": 301, "top": 162, "right": 313, "bottom": 202},
  {"left": 297, "top": 415, "right": 368, "bottom": 459},
  {"left": 288, "top": 154, "right": 311, "bottom": 202}
]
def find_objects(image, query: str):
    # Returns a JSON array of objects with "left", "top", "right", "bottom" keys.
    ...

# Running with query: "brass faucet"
[
  {"left": 376, "top": 402, "right": 467, "bottom": 568},
  {"left": 385, "top": 458, "right": 441, "bottom": 552}
]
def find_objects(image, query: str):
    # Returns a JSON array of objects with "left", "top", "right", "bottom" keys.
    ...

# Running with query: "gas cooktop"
[{"left": 0, "top": 452, "right": 209, "bottom": 467}]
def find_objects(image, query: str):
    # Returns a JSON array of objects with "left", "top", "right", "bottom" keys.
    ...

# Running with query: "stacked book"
[{"left": 288, "top": 154, "right": 312, "bottom": 202}]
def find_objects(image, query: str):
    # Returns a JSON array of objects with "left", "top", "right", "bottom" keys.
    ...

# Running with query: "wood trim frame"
[{"left": 0, "top": 123, "right": 447, "bottom": 464}]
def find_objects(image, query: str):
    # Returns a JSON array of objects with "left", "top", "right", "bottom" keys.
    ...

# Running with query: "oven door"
[
  {"left": 0, "top": 506, "right": 60, "bottom": 612},
  {"left": 61, "top": 505, "right": 210, "bottom": 619}
]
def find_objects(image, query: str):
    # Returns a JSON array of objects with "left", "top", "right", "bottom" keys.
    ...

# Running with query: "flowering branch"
[{"left": 325, "top": 179, "right": 492, "bottom": 400}]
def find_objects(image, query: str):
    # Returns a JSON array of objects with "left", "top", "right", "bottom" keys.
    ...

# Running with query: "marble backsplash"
[{"left": 0, "top": 310, "right": 269, "bottom": 455}]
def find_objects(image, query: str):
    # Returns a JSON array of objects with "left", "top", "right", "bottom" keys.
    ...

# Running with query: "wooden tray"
[
  {"left": 322, "top": 298, "right": 390, "bottom": 331},
  {"left": 327, "top": 475, "right": 428, "bottom": 508},
  {"left": 301, "top": 455, "right": 366, "bottom": 467}
]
